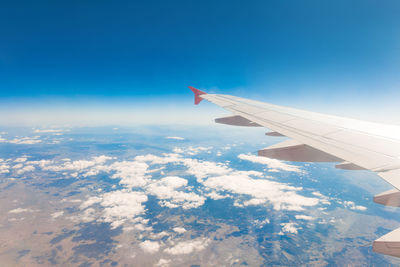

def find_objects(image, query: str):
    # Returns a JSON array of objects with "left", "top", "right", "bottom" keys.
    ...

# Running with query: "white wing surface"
[{"left": 189, "top": 86, "right": 400, "bottom": 258}]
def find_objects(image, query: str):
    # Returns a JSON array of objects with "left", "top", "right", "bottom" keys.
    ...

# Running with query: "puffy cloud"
[
  {"left": 14, "top": 157, "right": 28, "bottom": 163},
  {"left": 238, "top": 154, "right": 303, "bottom": 173},
  {"left": 173, "top": 227, "right": 186, "bottom": 234},
  {"left": 51, "top": 211, "right": 64, "bottom": 219},
  {"left": 12, "top": 163, "right": 23, "bottom": 169},
  {"left": 0, "top": 162, "right": 10, "bottom": 174},
  {"left": 295, "top": 215, "right": 315, "bottom": 221},
  {"left": 80, "top": 196, "right": 103, "bottom": 209},
  {"left": 14, "top": 150, "right": 330, "bottom": 233},
  {"left": 29, "top": 159, "right": 52, "bottom": 168},
  {"left": 7, "top": 136, "right": 42, "bottom": 145},
  {"left": 99, "top": 191, "right": 148, "bottom": 229},
  {"left": 79, "top": 190, "right": 149, "bottom": 228},
  {"left": 165, "top": 136, "right": 185, "bottom": 140},
  {"left": 205, "top": 191, "right": 228, "bottom": 200},
  {"left": 33, "top": 129, "right": 63, "bottom": 133},
  {"left": 43, "top": 155, "right": 113, "bottom": 175},
  {"left": 16, "top": 165, "right": 35, "bottom": 175},
  {"left": 135, "top": 153, "right": 182, "bottom": 165},
  {"left": 156, "top": 259, "right": 171, "bottom": 267},
  {"left": 172, "top": 147, "right": 184, "bottom": 154},
  {"left": 8, "top": 208, "right": 37, "bottom": 214},
  {"left": 109, "top": 161, "right": 150, "bottom": 187},
  {"left": 164, "top": 238, "right": 209, "bottom": 255},
  {"left": 185, "top": 146, "right": 213, "bottom": 156},
  {"left": 146, "top": 176, "right": 205, "bottom": 209},
  {"left": 343, "top": 200, "right": 367, "bottom": 211},
  {"left": 140, "top": 240, "right": 160, "bottom": 253},
  {"left": 280, "top": 222, "right": 299, "bottom": 234},
  {"left": 181, "top": 158, "right": 231, "bottom": 181},
  {"left": 203, "top": 173, "right": 320, "bottom": 211},
  {"left": 81, "top": 208, "right": 96, "bottom": 223}
]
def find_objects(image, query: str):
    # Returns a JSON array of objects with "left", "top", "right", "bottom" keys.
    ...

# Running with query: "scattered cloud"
[
  {"left": 173, "top": 227, "right": 186, "bottom": 234},
  {"left": 8, "top": 208, "right": 37, "bottom": 214},
  {"left": 156, "top": 259, "right": 171, "bottom": 267},
  {"left": 238, "top": 154, "right": 303, "bottom": 173},
  {"left": 7, "top": 147, "right": 330, "bottom": 238},
  {"left": 185, "top": 146, "right": 213, "bottom": 156},
  {"left": 16, "top": 165, "right": 35, "bottom": 175},
  {"left": 164, "top": 238, "right": 209, "bottom": 255},
  {"left": 140, "top": 240, "right": 160, "bottom": 253},
  {"left": 15, "top": 157, "right": 28, "bottom": 163},
  {"left": 343, "top": 200, "right": 367, "bottom": 211},
  {"left": 165, "top": 136, "right": 185, "bottom": 140},
  {"left": 146, "top": 176, "right": 205, "bottom": 209},
  {"left": 6, "top": 136, "right": 42, "bottom": 145},
  {"left": 295, "top": 215, "right": 315, "bottom": 221},
  {"left": 172, "top": 147, "right": 184, "bottom": 154},
  {"left": 107, "top": 161, "right": 149, "bottom": 187},
  {"left": 51, "top": 211, "right": 64, "bottom": 219},
  {"left": 203, "top": 172, "right": 320, "bottom": 211},
  {"left": 100, "top": 190, "right": 148, "bottom": 229},
  {"left": 280, "top": 222, "right": 299, "bottom": 234},
  {"left": 33, "top": 129, "right": 63, "bottom": 133},
  {"left": 0, "top": 161, "right": 10, "bottom": 174}
]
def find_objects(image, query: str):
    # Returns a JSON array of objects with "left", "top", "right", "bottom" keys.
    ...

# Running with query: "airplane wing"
[{"left": 189, "top": 86, "right": 400, "bottom": 258}]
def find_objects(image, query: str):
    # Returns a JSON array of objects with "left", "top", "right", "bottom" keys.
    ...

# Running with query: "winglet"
[{"left": 188, "top": 86, "right": 206, "bottom": 105}]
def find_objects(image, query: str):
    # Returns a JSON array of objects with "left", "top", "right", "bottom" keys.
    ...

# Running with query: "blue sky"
[{"left": 1, "top": 0, "right": 400, "bottom": 125}]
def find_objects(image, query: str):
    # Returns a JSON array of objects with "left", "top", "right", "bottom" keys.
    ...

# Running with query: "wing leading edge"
[{"left": 189, "top": 86, "right": 400, "bottom": 258}]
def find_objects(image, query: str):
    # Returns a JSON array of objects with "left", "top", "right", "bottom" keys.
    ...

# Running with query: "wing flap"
[
  {"left": 258, "top": 139, "right": 343, "bottom": 162},
  {"left": 374, "top": 227, "right": 400, "bottom": 257}
]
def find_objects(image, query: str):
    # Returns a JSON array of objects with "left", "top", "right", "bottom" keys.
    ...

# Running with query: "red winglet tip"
[{"left": 188, "top": 86, "right": 206, "bottom": 105}]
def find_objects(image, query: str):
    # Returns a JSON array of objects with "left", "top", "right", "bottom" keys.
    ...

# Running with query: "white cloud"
[
  {"left": 98, "top": 190, "right": 148, "bottom": 229},
  {"left": 7, "top": 136, "right": 42, "bottom": 145},
  {"left": 0, "top": 162, "right": 10, "bottom": 174},
  {"left": 12, "top": 163, "right": 23, "bottom": 169},
  {"left": 253, "top": 218, "right": 270, "bottom": 227},
  {"left": 343, "top": 200, "right": 367, "bottom": 211},
  {"left": 185, "top": 146, "right": 213, "bottom": 156},
  {"left": 108, "top": 161, "right": 150, "bottom": 187},
  {"left": 205, "top": 191, "right": 228, "bottom": 200},
  {"left": 51, "top": 211, "right": 64, "bottom": 219},
  {"left": 182, "top": 158, "right": 231, "bottom": 181},
  {"left": 165, "top": 136, "right": 185, "bottom": 140},
  {"left": 203, "top": 173, "right": 320, "bottom": 211},
  {"left": 164, "top": 238, "right": 209, "bottom": 255},
  {"left": 14, "top": 157, "right": 28, "bottom": 163},
  {"left": 146, "top": 176, "right": 205, "bottom": 209},
  {"left": 238, "top": 154, "right": 303, "bottom": 173},
  {"left": 173, "top": 227, "right": 186, "bottom": 234},
  {"left": 135, "top": 153, "right": 182, "bottom": 165},
  {"left": 172, "top": 147, "right": 184, "bottom": 154},
  {"left": 80, "top": 196, "right": 103, "bottom": 209},
  {"left": 295, "top": 215, "right": 315, "bottom": 221},
  {"left": 33, "top": 129, "right": 63, "bottom": 133},
  {"left": 8, "top": 208, "right": 37, "bottom": 214},
  {"left": 15, "top": 150, "right": 330, "bottom": 233},
  {"left": 16, "top": 165, "right": 35, "bottom": 175},
  {"left": 43, "top": 155, "right": 113, "bottom": 174},
  {"left": 29, "top": 159, "right": 52, "bottom": 168},
  {"left": 140, "top": 240, "right": 160, "bottom": 253},
  {"left": 80, "top": 208, "right": 97, "bottom": 223},
  {"left": 156, "top": 259, "right": 171, "bottom": 267},
  {"left": 280, "top": 222, "right": 299, "bottom": 234},
  {"left": 79, "top": 190, "right": 149, "bottom": 229}
]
